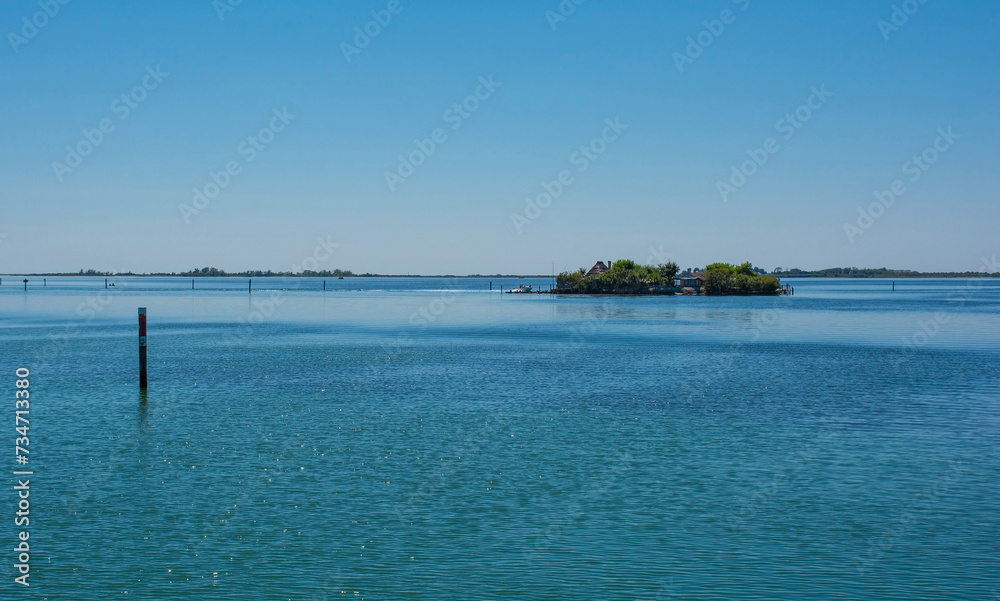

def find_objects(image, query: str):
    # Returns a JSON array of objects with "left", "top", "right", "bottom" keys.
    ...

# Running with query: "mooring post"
[
  {"left": 23, "top": 279, "right": 28, "bottom": 291},
  {"left": 192, "top": 279, "right": 195, "bottom": 290},
  {"left": 323, "top": 280, "right": 326, "bottom": 291},
  {"left": 249, "top": 279, "right": 252, "bottom": 294},
  {"left": 892, "top": 281, "right": 895, "bottom": 291},
  {"left": 138, "top": 307, "right": 148, "bottom": 389},
  {"left": 490, "top": 281, "right": 492, "bottom": 290},
  {"left": 44, "top": 278, "right": 46, "bottom": 287},
  {"left": 105, "top": 278, "right": 108, "bottom": 289}
]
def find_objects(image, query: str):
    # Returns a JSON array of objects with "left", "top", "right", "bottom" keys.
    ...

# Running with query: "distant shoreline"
[
  {"left": 3, "top": 273, "right": 552, "bottom": 279},
  {"left": 776, "top": 273, "right": 999, "bottom": 279},
  {"left": 2, "top": 272, "right": 998, "bottom": 279}
]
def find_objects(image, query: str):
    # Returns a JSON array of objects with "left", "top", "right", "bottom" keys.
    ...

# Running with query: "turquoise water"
[{"left": 1, "top": 277, "right": 998, "bottom": 600}]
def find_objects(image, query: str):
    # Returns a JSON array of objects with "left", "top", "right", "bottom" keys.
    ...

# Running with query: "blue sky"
[{"left": 1, "top": 0, "right": 997, "bottom": 274}]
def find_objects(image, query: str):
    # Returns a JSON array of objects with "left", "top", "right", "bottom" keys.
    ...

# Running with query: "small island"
[{"left": 554, "top": 260, "right": 786, "bottom": 296}]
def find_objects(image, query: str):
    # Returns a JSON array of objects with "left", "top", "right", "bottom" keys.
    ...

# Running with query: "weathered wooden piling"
[
  {"left": 44, "top": 278, "right": 46, "bottom": 287},
  {"left": 105, "top": 278, "right": 108, "bottom": 289},
  {"left": 138, "top": 308, "right": 148, "bottom": 389},
  {"left": 192, "top": 279, "right": 195, "bottom": 290},
  {"left": 249, "top": 279, "right": 252, "bottom": 294},
  {"left": 323, "top": 280, "right": 326, "bottom": 291},
  {"left": 23, "top": 278, "right": 28, "bottom": 291}
]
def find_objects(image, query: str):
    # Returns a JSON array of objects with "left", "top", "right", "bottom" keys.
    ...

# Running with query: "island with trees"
[
  {"left": 555, "top": 260, "right": 784, "bottom": 296},
  {"left": 556, "top": 260, "right": 680, "bottom": 294},
  {"left": 702, "top": 262, "right": 782, "bottom": 295}
]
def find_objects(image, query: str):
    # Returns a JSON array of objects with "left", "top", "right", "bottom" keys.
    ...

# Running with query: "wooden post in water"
[
  {"left": 105, "top": 278, "right": 108, "bottom": 289},
  {"left": 892, "top": 281, "right": 895, "bottom": 292},
  {"left": 138, "top": 308, "right": 148, "bottom": 389},
  {"left": 323, "top": 280, "right": 326, "bottom": 291},
  {"left": 490, "top": 281, "right": 492, "bottom": 290},
  {"left": 44, "top": 278, "right": 46, "bottom": 287},
  {"left": 192, "top": 279, "right": 195, "bottom": 290},
  {"left": 23, "top": 279, "right": 28, "bottom": 291},
  {"left": 248, "top": 279, "right": 252, "bottom": 294}
]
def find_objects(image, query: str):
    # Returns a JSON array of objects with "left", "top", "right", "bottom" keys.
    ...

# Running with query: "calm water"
[{"left": 1, "top": 277, "right": 998, "bottom": 600}]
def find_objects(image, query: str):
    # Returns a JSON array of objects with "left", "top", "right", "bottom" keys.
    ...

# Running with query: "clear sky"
[{"left": 1, "top": 0, "right": 997, "bottom": 274}]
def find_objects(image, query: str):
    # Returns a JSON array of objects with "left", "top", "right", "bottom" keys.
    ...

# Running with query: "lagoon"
[{"left": 1, "top": 277, "right": 998, "bottom": 599}]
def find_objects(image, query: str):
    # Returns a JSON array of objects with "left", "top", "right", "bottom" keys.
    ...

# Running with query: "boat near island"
[{"left": 506, "top": 284, "right": 533, "bottom": 293}]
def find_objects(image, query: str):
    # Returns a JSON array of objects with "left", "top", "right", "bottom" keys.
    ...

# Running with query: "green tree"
[
  {"left": 657, "top": 261, "right": 679, "bottom": 282},
  {"left": 703, "top": 263, "right": 735, "bottom": 295}
]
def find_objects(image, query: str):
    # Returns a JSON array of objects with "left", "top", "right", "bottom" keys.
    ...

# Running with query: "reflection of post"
[{"left": 138, "top": 308, "right": 148, "bottom": 389}]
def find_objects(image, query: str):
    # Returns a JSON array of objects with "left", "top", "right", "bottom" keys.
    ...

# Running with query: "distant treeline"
[
  {"left": 777, "top": 267, "right": 1000, "bottom": 278},
  {"left": 174, "top": 267, "right": 357, "bottom": 278},
  {"left": 11, "top": 266, "right": 998, "bottom": 278},
  {"left": 12, "top": 268, "right": 547, "bottom": 278}
]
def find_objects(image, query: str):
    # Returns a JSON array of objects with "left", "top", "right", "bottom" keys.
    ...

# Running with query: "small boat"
[{"left": 506, "top": 284, "right": 533, "bottom": 293}]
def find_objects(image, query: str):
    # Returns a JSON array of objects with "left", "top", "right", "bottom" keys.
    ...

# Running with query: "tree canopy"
[
  {"left": 703, "top": 263, "right": 781, "bottom": 295},
  {"left": 557, "top": 260, "right": 679, "bottom": 294}
]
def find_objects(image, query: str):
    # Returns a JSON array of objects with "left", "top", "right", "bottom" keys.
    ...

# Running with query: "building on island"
[
  {"left": 586, "top": 261, "right": 612, "bottom": 277},
  {"left": 677, "top": 272, "right": 705, "bottom": 291}
]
